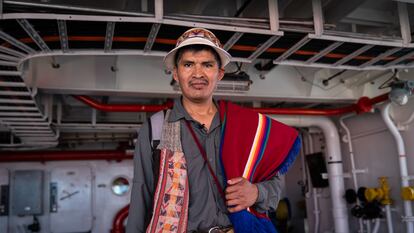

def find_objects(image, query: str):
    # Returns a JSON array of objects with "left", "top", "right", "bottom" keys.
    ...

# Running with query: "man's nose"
[{"left": 193, "top": 64, "right": 204, "bottom": 77}]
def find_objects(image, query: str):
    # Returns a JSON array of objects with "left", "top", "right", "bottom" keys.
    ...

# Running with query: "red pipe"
[
  {"left": 111, "top": 204, "right": 130, "bottom": 233},
  {"left": 74, "top": 93, "right": 389, "bottom": 116},
  {"left": 0, "top": 150, "right": 132, "bottom": 162},
  {"left": 73, "top": 95, "right": 173, "bottom": 112},
  {"left": 254, "top": 93, "right": 389, "bottom": 115}
]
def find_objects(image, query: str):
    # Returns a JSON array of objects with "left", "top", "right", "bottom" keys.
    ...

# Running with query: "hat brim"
[{"left": 163, "top": 37, "right": 231, "bottom": 71}]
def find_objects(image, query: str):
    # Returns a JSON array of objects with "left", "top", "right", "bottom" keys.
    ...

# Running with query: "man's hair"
[{"left": 174, "top": 44, "right": 222, "bottom": 69}]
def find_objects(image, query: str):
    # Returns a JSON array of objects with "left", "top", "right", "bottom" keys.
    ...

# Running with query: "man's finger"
[
  {"left": 227, "top": 177, "right": 244, "bottom": 185},
  {"left": 225, "top": 191, "right": 240, "bottom": 201},
  {"left": 226, "top": 198, "right": 241, "bottom": 207},
  {"left": 225, "top": 184, "right": 241, "bottom": 194},
  {"left": 228, "top": 205, "right": 245, "bottom": 213}
]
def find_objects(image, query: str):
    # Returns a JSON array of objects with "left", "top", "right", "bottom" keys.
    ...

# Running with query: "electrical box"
[
  {"left": 306, "top": 152, "right": 329, "bottom": 188},
  {"left": 50, "top": 166, "right": 93, "bottom": 233},
  {"left": 11, "top": 170, "right": 43, "bottom": 215}
]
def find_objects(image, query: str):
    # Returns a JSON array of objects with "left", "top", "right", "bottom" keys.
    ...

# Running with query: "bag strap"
[
  {"left": 149, "top": 110, "right": 165, "bottom": 149},
  {"left": 149, "top": 110, "right": 166, "bottom": 190},
  {"left": 184, "top": 120, "right": 226, "bottom": 200}
]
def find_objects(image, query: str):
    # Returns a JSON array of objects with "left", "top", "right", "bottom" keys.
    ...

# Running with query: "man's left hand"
[{"left": 225, "top": 177, "right": 258, "bottom": 213}]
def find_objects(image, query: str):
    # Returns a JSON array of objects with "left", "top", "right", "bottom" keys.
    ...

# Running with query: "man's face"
[{"left": 173, "top": 49, "right": 224, "bottom": 103}]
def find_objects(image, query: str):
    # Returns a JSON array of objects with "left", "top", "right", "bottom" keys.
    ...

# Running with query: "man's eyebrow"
[
  {"left": 180, "top": 59, "right": 194, "bottom": 63},
  {"left": 202, "top": 60, "right": 216, "bottom": 64}
]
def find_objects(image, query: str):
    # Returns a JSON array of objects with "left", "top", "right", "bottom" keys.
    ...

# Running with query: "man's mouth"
[{"left": 189, "top": 80, "right": 208, "bottom": 89}]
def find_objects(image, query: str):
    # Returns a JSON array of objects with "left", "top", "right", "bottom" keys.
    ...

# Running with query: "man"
[{"left": 126, "top": 28, "right": 284, "bottom": 233}]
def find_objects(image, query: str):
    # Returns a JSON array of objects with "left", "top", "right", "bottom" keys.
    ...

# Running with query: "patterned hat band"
[
  {"left": 175, "top": 28, "right": 223, "bottom": 48},
  {"left": 163, "top": 27, "right": 231, "bottom": 70}
]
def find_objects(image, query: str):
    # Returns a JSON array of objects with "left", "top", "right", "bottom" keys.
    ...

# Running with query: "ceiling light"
[{"left": 389, "top": 80, "right": 414, "bottom": 105}]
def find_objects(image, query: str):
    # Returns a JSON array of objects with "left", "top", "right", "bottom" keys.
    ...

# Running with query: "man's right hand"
[{"left": 225, "top": 177, "right": 258, "bottom": 213}]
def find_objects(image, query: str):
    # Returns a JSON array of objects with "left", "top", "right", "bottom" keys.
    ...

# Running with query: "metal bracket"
[
  {"left": 144, "top": 23, "right": 161, "bottom": 53},
  {"left": 57, "top": 20, "right": 69, "bottom": 52},
  {"left": 17, "top": 19, "right": 50, "bottom": 52},
  {"left": 104, "top": 22, "right": 116, "bottom": 52}
]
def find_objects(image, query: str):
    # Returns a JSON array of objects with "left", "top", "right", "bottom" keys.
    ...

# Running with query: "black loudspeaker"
[{"left": 306, "top": 152, "right": 329, "bottom": 188}]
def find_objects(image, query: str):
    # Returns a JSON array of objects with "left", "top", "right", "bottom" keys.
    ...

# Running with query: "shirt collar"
[{"left": 168, "top": 97, "right": 221, "bottom": 130}]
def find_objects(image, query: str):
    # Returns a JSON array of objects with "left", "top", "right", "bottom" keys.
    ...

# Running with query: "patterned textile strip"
[
  {"left": 242, "top": 114, "right": 271, "bottom": 181},
  {"left": 146, "top": 110, "right": 189, "bottom": 233},
  {"left": 147, "top": 148, "right": 169, "bottom": 233},
  {"left": 147, "top": 149, "right": 189, "bottom": 233}
]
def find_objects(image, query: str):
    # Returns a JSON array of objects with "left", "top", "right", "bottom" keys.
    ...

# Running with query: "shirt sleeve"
[
  {"left": 126, "top": 121, "right": 155, "bottom": 233},
  {"left": 253, "top": 175, "right": 282, "bottom": 213}
]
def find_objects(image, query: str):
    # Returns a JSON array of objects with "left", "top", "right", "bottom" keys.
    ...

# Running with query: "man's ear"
[
  {"left": 172, "top": 68, "right": 178, "bottom": 82},
  {"left": 218, "top": 68, "right": 225, "bottom": 81}
]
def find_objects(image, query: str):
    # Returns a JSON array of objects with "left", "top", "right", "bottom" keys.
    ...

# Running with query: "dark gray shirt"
[{"left": 126, "top": 98, "right": 282, "bottom": 233}]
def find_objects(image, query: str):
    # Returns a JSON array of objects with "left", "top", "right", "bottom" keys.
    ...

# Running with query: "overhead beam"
[
  {"left": 223, "top": 32, "right": 243, "bottom": 51},
  {"left": 0, "top": 60, "right": 17, "bottom": 66},
  {"left": 306, "top": 41, "right": 342, "bottom": 64},
  {"left": 0, "top": 53, "right": 20, "bottom": 62},
  {"left": 144, "top": 23, "right": 161, "bottom": 53},
  {"left": 268, "top": 0, "right": 279, "bottom": 32},
  {"left": 0, "top": 30, "right": 35, "bottom": 54},
  {"left": 104, "top": 22, "right": 116, "bottom": 52},
  {"left": 0, "top": 81, "right": 26, "bottom": 87},
  {"left": 333, "top": 44, "right": 374, "bottom": 66},
  {"left": 360, "top": 47, "right": 401, "bottom": 68},
  {"left": 397, "top": 2, "right": 412, "bottom": 46},
  {"left": 16, "top": 19, "right": 50, "bottom": 52},
  {"left": 385, "top": 50, "right": 414, "bottom": 67},
  {"left": 154, "top": 0, "right": 163, "bottom": 21},
  {"left": 57, "top": 20, "right": 69, "bottom": 52},
  {"left": 312, "top": 0, "right": 323, "bottom": 36},
  {"left": 274, "top": 36, "right": 310, "bottom": 63},
  {"left": 0, "top": 45, "right": 25, "bottom": 57},
  {"left": 248, "top": 35, "right": 280, "bottom": 60},
  {"left": 0, "top": 70, "right": 21, "bottom": 76}
]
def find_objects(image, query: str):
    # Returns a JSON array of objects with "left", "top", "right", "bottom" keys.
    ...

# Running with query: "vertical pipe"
[
  {"left": 381, "top": 103, "right": 413, "bottom": 233},
  {"left": 339, "top": 114, "right": 364, "bottom": 233},
  {"left": 372, "top": 218, "right": 381, "bottom": 233},
  {"left": 367, "top": 220, "right": 371, "bottom": 233},
  {"left": 269, "top": 115, "right": 350, "bottom": 233},
  {"left": 312, "top": 188, "right": 320, "bottom": 233},
  {"left": 385, "top": 205, "right": 394, "bottom": 233},
  {"left": 306, "top": 132, "right": 320, "bottom": 233}
]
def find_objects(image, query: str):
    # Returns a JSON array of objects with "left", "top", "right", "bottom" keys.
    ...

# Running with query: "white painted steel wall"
[{"left": 0, "top": 160, "right": 133, "bottom": 233}]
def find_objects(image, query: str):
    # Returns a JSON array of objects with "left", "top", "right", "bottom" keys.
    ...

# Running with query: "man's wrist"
[{"left": 254, "top": 183, "right": 265, "bottom": 204}]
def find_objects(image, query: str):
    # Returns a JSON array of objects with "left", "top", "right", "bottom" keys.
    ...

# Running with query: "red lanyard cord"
[{"left": 184, "top": 120, "right": 226, "bottom": 200}]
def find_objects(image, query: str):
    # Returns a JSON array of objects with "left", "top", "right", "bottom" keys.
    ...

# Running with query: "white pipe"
[
  {"left": 385, "top": 205, "right": 394, "bottom": 233},
  {"left": 372, "top": 219, "right": 381, "bottom": 233},
  {"left": 313, "top": 188, "right": 320, "bottom": 233},
  {"left": 269, "top": 115, "right": 350, "bottom": 233},
  {"left": 381, "top": 103, "right": 413, "bottom": 233},
  {"left": 339, "top": 114, "right": 364, "bottom": 233},
  {"left": 365, "top": 220, "right": 371, "bottom": 233},
  {"left": 305, "top": 132, "right": 320, "bottom": 233}
]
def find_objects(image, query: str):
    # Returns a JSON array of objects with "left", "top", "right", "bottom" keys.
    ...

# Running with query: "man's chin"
[{"left": 187, "top": 95, "right": 212, "bottom": 103}]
